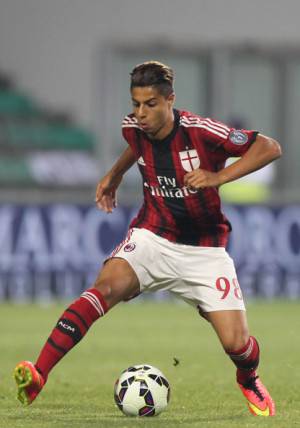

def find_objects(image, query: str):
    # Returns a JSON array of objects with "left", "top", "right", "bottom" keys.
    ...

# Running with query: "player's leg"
[
  {"left": 14, "top": 257, "right": 140, "bottom": 405},
  {"left": 168, "top": 244, "right": 275, "bottom": 417},
  {"left": 205, "top": 309, "right": 249, "bottom": 352},
  {"left": 206, "top": 309, "right": 275, "bottom": 416}
]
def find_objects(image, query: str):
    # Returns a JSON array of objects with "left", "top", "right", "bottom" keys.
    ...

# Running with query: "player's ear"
[{"left": 167, "top": 92, "right": 175, "bottom": 107}]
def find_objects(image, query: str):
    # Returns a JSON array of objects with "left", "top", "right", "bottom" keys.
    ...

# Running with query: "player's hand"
[
  {"left": 183, "top": 169, "right": 221, "bottom": 190},
  {"left": 95, "top": 173, "right": 123, "bottom": 213}
]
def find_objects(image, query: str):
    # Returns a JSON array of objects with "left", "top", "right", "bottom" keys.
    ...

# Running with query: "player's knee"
[
  {"left": 93, "top": 276, "right": 131, "bottom": 307},
  {"left": 94, "top": 280, "right": 112, "bottom": 299}
]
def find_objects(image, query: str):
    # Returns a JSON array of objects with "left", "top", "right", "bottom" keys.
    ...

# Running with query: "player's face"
[{"left": 131, "top": 86, "right": 175, "bottom": 140}]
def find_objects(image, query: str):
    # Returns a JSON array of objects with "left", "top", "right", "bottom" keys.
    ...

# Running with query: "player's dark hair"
[{"left": 130, "top": 61, "right": 174, "bottom": 97}]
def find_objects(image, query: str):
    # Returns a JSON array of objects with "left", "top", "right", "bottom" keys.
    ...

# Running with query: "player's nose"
[{"left": 137, "top": 105, "right": 146, "bottom": 119}]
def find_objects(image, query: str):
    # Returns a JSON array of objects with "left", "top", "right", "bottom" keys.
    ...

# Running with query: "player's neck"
[{"left": 148, "top": 110, "right": 175, "bottom": 141}]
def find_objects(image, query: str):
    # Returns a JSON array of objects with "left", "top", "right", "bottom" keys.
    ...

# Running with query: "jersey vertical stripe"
[
  {"left": 172, "top": 127, "right": 217, "bottom": 245},
  {"left": 151, "top": 137, "right": 189, "bottom": 242},
  {"left": 131, "top": 129, "right": 177, "bottom": 238}
]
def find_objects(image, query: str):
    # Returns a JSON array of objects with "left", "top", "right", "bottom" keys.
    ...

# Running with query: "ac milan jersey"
[{"left": 122, "top": 109, "right": 258, "bottom": 247}]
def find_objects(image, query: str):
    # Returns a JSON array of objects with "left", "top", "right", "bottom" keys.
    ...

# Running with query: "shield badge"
[{"left": 179, "top": 149, "right": 200, "bottom": 172}]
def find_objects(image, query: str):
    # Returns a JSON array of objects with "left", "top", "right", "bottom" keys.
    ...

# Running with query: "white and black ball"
[{"left": 114, "top": 364, "right": 170, "bottom": 417}]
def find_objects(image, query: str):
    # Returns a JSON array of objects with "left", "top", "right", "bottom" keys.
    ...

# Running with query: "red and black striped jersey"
[{"left": 122, "top": 109, "right": 258, "bottom": 247}]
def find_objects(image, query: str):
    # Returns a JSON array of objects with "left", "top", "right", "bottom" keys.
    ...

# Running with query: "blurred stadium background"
[{"left": 0, "top": 0, "right": 300, "bottom": 303}]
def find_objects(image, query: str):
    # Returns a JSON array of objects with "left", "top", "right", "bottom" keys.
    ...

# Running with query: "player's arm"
[
  {"left": 217, "top": 133, "right": 281, "bottom": 186},
  {"left": 95, "top": 146, "right": 136, "bottom": 213},
  {"left": 184, "top": 134, "right": 282, "bottom": 189}
]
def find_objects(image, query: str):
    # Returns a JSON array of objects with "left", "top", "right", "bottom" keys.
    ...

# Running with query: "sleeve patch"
[{"left": 229, "top": 130, "right": 248, "bottom": 145}]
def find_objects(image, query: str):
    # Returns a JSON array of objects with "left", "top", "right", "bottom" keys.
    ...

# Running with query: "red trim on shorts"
[{"left": 109, "top": 229, "right": 134, "bottom": 258}]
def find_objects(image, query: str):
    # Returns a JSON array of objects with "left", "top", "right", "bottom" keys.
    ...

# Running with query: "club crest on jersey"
[
  {"left": 229, "top": 130, "right": 248, "bottom": 145},
  {"left": 179, "top": 149, "right": 200, "bottom": 172}
]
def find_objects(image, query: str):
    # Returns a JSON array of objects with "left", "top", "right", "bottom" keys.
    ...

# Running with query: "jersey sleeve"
[
  {"left": 121, "top": 115, "right": 141, "bottom": 159},
  {"left": 201, "top": 117, "right": 258, "bottom": 157}
]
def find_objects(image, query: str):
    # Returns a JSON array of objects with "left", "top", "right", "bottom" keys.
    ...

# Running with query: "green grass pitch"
[{"left": 0, "top": 299, "right": 299, "bottom": 428}]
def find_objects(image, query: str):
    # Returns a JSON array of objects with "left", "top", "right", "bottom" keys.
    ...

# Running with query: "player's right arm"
[{"left": 95, "top": 146, "right": 136, "bottom": 213}]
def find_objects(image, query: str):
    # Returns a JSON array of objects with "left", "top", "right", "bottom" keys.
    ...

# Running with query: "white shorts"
[{"left": 109, "top": 228, "right": 245, "bottom": 313}]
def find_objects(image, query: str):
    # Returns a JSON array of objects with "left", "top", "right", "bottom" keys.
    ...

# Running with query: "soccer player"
[{"left": 14, "top": 61, "right": 281, "bottom": 416}]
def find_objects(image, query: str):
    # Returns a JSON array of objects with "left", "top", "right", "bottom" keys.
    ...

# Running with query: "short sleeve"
[
  {"left": 222, "top": 129, "right": 259, "bottom": 156},
  {"left": 121, "top": 114, "right": 141, "bottom": 158},
  {"left": 201, "top": 117, "right": 258, "bottom": 157}
]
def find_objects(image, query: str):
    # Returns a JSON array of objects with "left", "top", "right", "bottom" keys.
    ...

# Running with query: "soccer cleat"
[
  {"left": 14, "top": 361, "right": 45, "bottom": 405},
  {"left": 238, "top": 373, "right": 275, "bottom": 416}
]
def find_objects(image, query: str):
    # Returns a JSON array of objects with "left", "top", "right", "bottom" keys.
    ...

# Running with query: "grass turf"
[{"left": 0, "top": 300, "right": 299, "bottom": 428}]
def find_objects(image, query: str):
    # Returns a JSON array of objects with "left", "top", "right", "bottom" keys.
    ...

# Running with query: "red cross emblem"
[{"left": 179, "top": 149, "right": 200, "bottom": 172}]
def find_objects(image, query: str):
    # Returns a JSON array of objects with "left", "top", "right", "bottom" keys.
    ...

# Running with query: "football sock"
[
  {"left": 35, "top": 288, "right": 108, "bottom": 381},
  {"left": 226, "top": 336, "right": 260, "bottom": 384}
]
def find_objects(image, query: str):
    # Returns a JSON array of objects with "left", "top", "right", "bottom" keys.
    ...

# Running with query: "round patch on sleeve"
[{"left": 229, "top": 130, "right": 248, "bottom": 145}]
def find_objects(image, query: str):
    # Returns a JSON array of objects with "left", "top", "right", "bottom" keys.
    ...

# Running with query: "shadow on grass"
[{"left": 7, "top": 412, "right": 249, "bottom": 428}]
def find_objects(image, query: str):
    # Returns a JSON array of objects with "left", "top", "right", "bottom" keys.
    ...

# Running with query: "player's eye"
[{"left": 147, "top": 102, "right": 157, "bottom": 107}]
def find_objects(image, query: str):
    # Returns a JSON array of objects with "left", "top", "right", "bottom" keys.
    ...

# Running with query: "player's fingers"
[
  {"left": 185, "top": 175, "right": 202, "bottom": 186},
  {"left": 183, "top": 172, "right": 194, "bottom": 185},
  {"left": 184, "top": 176, "right": 191, "bottom": 185},
  {"left": 187, "top": 177, "right": 206, "bottom": 190},
  {"left": 95, "top": 185, "right": 104, "bottom": 203},
  {"left": 96, "top": 201, "right": 105, "bottom": 211},
  {"left": 96, "top": 198, "right": 107, "bottom": 212},
  {"left": 184, "top": 170, "right": 205, "bottom": 184},
  {"left": 96, "top": 195, "right": 112, "bottom": 213},
  {"left": 104, "top": 194, "right": 114, "bottom": 213},
  {"left": 112, "top": 193, "right": 118, "bottom": 208}
]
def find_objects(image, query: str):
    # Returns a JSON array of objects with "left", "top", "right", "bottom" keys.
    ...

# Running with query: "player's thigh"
[
  {"left": 93, "top": 257, "right": 140, "bottom": 308},
  {"left": 170, "top": 248, "right": 246, "bottom": 312},
  {"left": 206, "top": 309, "right": 249, "bottom": 352}
]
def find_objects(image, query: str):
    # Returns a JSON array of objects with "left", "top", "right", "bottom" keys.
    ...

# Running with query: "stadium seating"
[
  {"left": 0, "top": 90, "right": 37, "bottom": 116},
  {"left": 3, "top": 120, "right": 94, "bottom": 150},
  {"left": 0, "top": 71, "right": 98, "bottom": 188},
  {"left": 0, "top": 156, "right": 33, "bottom": 184}
]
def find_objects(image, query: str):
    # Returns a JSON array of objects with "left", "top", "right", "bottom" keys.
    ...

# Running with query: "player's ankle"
[
  {"left": 35, "top": 365, "right": 47, "bottom": 384},
  {"left": 236, "top": 368, "right": 256, "bottom": 384}
]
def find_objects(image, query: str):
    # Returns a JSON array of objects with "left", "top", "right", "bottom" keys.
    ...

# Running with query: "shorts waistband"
[{"left": 133, "top": 227, "right": 226, "bottom": 253}]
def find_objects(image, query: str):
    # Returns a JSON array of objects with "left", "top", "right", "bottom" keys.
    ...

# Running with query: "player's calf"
[
  {"left": 13, "top": 287, "right": 108, "bottom": 406},
  {"left": 13, "top": 260, "right": 139, "bottom": 404},
  {"left": 34, "top": 287, "right": 108, "bottom": 381}
]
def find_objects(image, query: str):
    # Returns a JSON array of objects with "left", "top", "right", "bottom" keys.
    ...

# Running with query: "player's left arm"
[{"left": 184, "top": 134, "right": 282, "bottom": 189}]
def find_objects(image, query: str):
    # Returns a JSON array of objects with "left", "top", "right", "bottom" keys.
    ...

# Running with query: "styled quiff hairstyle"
[{"left": 130, "top": 61, "right": 174, "bottom": 97}]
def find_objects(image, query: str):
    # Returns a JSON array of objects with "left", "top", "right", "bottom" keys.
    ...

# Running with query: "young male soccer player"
[{"left": 14, "top": 61, "right": 281, "bottom": 416}]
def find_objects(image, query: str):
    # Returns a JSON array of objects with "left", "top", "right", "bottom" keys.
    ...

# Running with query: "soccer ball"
[{"left": 114, "top": 364, "right": 170, "bottom": 417}]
